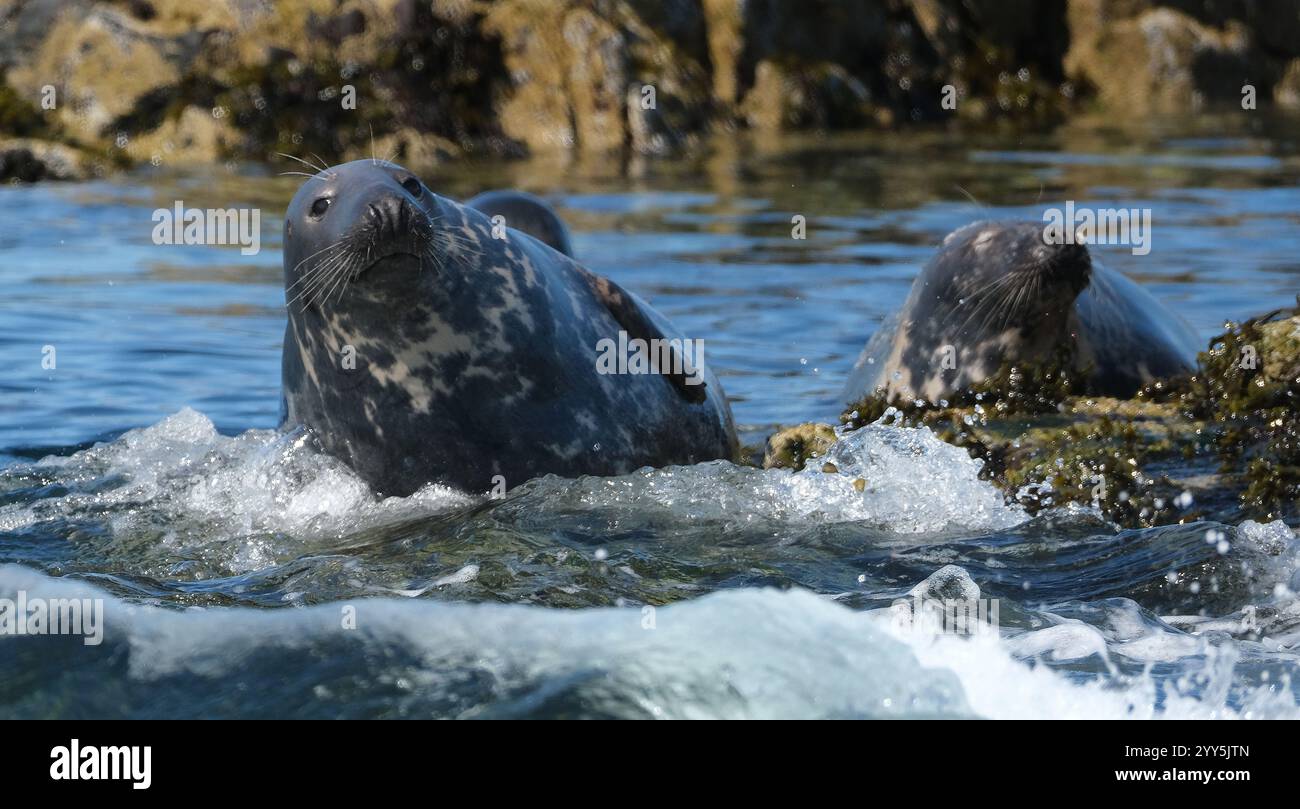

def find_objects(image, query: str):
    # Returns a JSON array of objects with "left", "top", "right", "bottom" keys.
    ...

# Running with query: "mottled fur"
[
  {"left": 280, "top": 161, "right": 737, "bottom": 496},
  {"left": 843, "top": 220, "right": 1200, "bottom": 405}
]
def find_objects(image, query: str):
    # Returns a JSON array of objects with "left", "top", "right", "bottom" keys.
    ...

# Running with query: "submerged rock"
[{"left": 909, "top": 564, "right": 981, "bottom": 603}]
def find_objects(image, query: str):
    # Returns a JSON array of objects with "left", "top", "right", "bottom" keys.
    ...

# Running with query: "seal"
[
  {"left": 842, "top": 219, "right": 1201, "bottom": 405},
  {"left": 279, "top": 160, "right": 738, "bottom": 496},
  {"left": 466, "top": 190, "right": 575, "bottom": 257}
]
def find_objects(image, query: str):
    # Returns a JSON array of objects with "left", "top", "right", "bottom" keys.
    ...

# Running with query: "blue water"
[{"left": 1, "top": 120, "right": 1298, "bottom": 718}]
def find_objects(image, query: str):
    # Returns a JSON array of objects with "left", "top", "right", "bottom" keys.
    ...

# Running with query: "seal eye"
[
  {"left": 401, "top": 177, "right": 422, "bottom": 197},
  {"left": 310, "top": 197, "right": 331, "bottom": 218}
]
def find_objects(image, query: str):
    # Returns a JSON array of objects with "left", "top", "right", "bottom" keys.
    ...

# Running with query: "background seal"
[
  {"left": 467, "top": 190, "right": 575, "bottom": 257},
  {"left": 842, "top": 219, "right": 1201, "bottom": 405}
]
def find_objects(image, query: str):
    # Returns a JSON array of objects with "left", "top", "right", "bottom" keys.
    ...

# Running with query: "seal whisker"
[
  {"left": 989, "top": 275, "right": 1032, "bottom": 335},
  {"left": 301, "top": 262, "right": 345, "bottom": 309},
  {"left": 320, "top": 255, "right": 356, "bottom": 307},
  {"left": 968, "top": 283, "right": 1017, "bottom": 340},
  {"left": 307, "top": 248, "right": 360, "bottom": 308},
  {"left": 289, "top": 238, "right": 348, "bottom": 274},
  {"left": 997, "top": 282, "right": 1028, "bottom": 333},
  {"left": 277, "top": 152, "right": 334, "bottom": 178},
  {"left": 286, "top": 253, "right": 349, "bottom": 304},
  {"left": 955, "top": 184, "right": 987, "bottom": 212},
  {"left": 972, "top": 268, "right": 1038, "bottom": 339},
  {"left": 290, "top": 245, "right": 355, "bottom": 308},
  {"left": 951, "top": 273, "right": 1020, "bottom": 338}
]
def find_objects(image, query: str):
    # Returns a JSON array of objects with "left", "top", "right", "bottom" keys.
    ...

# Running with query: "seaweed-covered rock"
[
  {"left": 2, "top": 0, "right": 1298, "bottom": 174},
  {"left": 482, "top": 0, "right": 713, "bottom": 155},
  {"left": 739, "top": 59, "right": 877, "bottom": 130},
  {"left": 5, "top": 2, "right": 208, "bottom": 148},
  {"left": 762, "top": 422, "right": 838, "bottom": 471},
  {"left": 1184, "top": 307, "right": 1300, "bottom": 521},
  {"left": 830, "top": 305, "right": 1300, "bottom": 528},
  {"left": 1065, "top": 1, "right": 1282, "bottom": 114}
]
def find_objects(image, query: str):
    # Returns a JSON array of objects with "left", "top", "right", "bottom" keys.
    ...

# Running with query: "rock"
[
  {"left": 740, "top": 59, "right": 876, "bottom": 130},
  {"left": 482, "top": 1, "right": 578, "bottom": 151},
  {"left": 909, "top": 564, "right": 981, "bottom": 603},
  {"left": 3, "top": 0, "right": 1297, "bottom": 172},
  {"left": 720, "top": 0, "right": 893, "bottom": 129},
  {"left": 762, "top": 423, "right": 838, "bottom": 471},
  {"left": 701, "top": 0, "right": 743, "bottom": 105},
  {"left": 1065, "top": 2, "right": 1269, "bottom": 114},
  {"left": 0, "top": 69, "right": 55, "bottom": 139},
  {"left": 1, "top": 0, "right": 514, "bottom": 171},
  {"left": 0, "top": 137, "right": 94, "bottom": 181},
  {"left": 834, "top": 304, "right": 1300, "bottom": 528},
  {"left": 1189, "top": 309, "right": 1300, "bottom": 522},
  {"left": 6, "top": 3, "right": 207, "bottom": 145},
  {"left": 485, "top": 0, "right": 712, "bottom": 155},
  {"left": 563, "top": 7, "right": 630, "bottom": 153},
  {"left": 888, "top": 565, "right": 988, "bottom": 634},
  {"left": 733, "top": 0, "right": 889, "bottom": 72},
  {"left": 626, "top": 84, "right": 695, "bottom": 154},
  {"left": 344, "top": 127, "right": 460, "bottom": 172},
  {"left": 1276, "top": 58, "right": 1300, "bottom": 109},
  {"left": 123, "top": 104, "right": 239, "bottom": 166}
]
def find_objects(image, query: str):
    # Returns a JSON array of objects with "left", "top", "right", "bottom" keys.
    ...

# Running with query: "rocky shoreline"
[
  {"left": 764, "top": 305, "right": 1300, "bottom": 530},
  {"left": 3, "top": 0, "right": 1300, "bottom": 181}
]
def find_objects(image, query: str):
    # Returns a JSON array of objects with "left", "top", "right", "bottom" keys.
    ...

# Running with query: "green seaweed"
[{"left": 829, "top": 324, "right": 1300, "bottom": 528}]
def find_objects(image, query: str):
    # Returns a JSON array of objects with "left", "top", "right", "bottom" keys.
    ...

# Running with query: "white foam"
[
  {"left": 0, "top": 409, "right": 475, "bottom": 568},
  {"left": 525, "top": 421, "right": 1025, "bottom": 534},
  {"left": 4, "top": 565, "right": 1293, "bottom": 719}
]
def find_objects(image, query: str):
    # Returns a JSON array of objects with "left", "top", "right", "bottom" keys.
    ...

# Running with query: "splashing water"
[{"left": 1, "top": 410, "right": 1296, "bottom": 718}]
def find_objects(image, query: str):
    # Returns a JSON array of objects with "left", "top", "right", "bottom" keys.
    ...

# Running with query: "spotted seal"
[
  {"left": 279, "top": 160, "right": 737, "bottom": 496},
  {"left": 842, "top": 220, "right": 1201, "bottom": 405}
]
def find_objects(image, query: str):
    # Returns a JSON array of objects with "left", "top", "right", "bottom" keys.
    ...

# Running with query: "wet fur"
[
  {"left": 280, "top": 161, "right": 737, "bottom": 496},
  {"left": 843, "top": 220, "right": 1200, "bottom": 404}
]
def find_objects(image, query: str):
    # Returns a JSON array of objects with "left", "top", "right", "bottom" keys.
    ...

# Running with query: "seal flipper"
[
  {"left": 581, "top": 270, "right": 708, "bottom": 405},
  {"left": 466, "top": 190, "right": 575, "bottom": 257}
]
